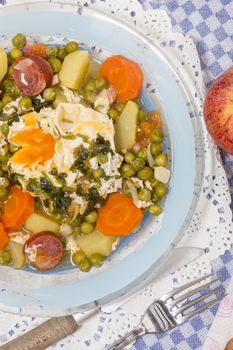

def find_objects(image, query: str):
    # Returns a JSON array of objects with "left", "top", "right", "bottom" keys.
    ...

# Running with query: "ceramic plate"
[{"left": 0, "top": 2, "right": 203, "bottom": 316}]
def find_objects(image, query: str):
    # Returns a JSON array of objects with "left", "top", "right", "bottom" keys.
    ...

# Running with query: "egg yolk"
[{"left": 10, "top": 128, "right": 56, "bottom": 167}]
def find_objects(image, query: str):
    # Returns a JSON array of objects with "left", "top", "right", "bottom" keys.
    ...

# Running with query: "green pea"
[
  {"left": 0, "top": 177, "right": 9, "bottom": 189},
  {"left": 19, "top": 96, "right": 32, "bottom": 110},
  {"left": 150, "top": 142, "right": 163, "bottom": 156},
  {"left": 7, "top": 54, "right": 14, "bottom": 66},
  {"left": 73, "top": 226, "right": 82, "bottom": 235},
  {"left": 81, "top": 222, "right": 94, "bottom": 234},
  {"left": 1, "top": 123, "right": 9, "bottom": 136},
  {"left": 12, "top": 33, "right": 26, "bottom": 49},
  {"left": 137, "top": 166, "right": 153, "bottom": 180},
  {"left": 8, "top": 66, "right": 13, "bottom": 77},
  {"left": 84, "top": 91, "right": 96, "bottom": 105},
  {"left": 42, "top": 87, "right": 56, "bottom": 102},
  {"left": 93, "top": 168, "right": 104, "bottom": 180},
  {"left": 152, "top": 191, "right": 159, "bottom": 203},
  {"left": 93, "top": 181, "right": 101, "bottom": 189},
  {"left": 149, "top": 178, "right": 160, "bottom": 189},
  {"left": 137, "top": 109, "right": 147, "bottom": 123},
  {"left": 2, "top": 95, "right": 13, "bottom": 106},
  {"left": 78, "top": 258, "right": 92, "bottom": 272},
  {"left": 124, "top": 152, "right": 135, "bottom": 163},
  {"left": 108, "top": 108, "right": 120, "bottom": 121},
  {"left": 10, "top": 48, "right": 23, "bottom": 60},
  {"left": 85, "top": 80, "right": 96, "bottom": 93},
  {"left": 132, "top": 157, "right": 145, "bottom": 171},
  {"left": 154, "top": 153, "right": 168, "bottom": 167},
  {"left": 120, "top": 164, "right": 135, "bottom": 178},
  {"left": 154, "top": 183, "right": 168, "bottom": 198},
  {"left": 115, "top": 103, "right": 126, "bottom": 113},
  {"left": 90, "top": 253, "right": 104, "bottom": 268},
  {"left": 95, "top": 77, "right": 108, "bottom": 91},
  {"left": 57, "top": 47, "right": 68, "bottom": 60},
  {"left": 149, "top": 204, "right": 162, "bottom": 216},
  {"left": 2, "top": 79, "right": 14, "bottom": 93},
  {"left": 69, "top": 217, "right": 81, "bottom": 228},
  {"left": 138, "top": 188, "right": 151, "bottom": 202},
  {"left": 0, "top": 162, "right": 8, "bottom": 172},
  {"left": 65, "top": 41, "right": 79, "bottom": 53},
  {"left": 0, "top": 188, "right": 9, "bottom": 200},
  {"left": 72, "top": 250, "right": 85, "bottom": 265},
  {"left": 13, "top": 86, "right": 22, "bottom": 98},
  {"left": 46, "top": 45, "right": 58, "bottom": 58},
  {"left": 151, "top": 129, "right": 164, "bottom": 143},
  {"left": 97, "top": 154, "right": 108, "bottom": 164},
  {"left": 48, "top": 57, "right": 62, "bottom": 73},
  {"left": 0, "top": 250, "right": 11, "bottom": 265},
  {"left": 137, "top": 149, "right": 148, "bottom": 162},
  {"left": 85, "top": 211, "right": 97, "bottom": 224},
  {"left": 9, "top": 143, "right": 20, "bottom": 153},
  {"left": 0, "top": 101, "right": 3, "bottom": 112}
]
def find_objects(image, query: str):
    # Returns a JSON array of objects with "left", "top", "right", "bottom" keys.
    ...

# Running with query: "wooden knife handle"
[{"left": 0, "top": 316, "right": 79, "bottom": 350}]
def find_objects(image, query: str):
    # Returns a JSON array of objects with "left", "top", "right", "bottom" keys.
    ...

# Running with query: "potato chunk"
[
  {"left": 76, "top": 230, "right": 119, "bottom": 258},
  {"left": 59, "top": 50, "right": 90, "bottom": 90},
  {"left": 24, "top": 213, "right": 60, "bottom": 235},
  {"left": 0, "top": 48, "right": 7, "bottom": 82},
  {"left": 8, "top": 241, "right": 25, "bottom": 269},
  {"left": 114, "top": 100, "right": 138, "bottom": 152}
]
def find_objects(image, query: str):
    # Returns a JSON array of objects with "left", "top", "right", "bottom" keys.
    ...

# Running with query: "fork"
[{"left": 106, "top": 274, "right": 225, "bottom": 350}]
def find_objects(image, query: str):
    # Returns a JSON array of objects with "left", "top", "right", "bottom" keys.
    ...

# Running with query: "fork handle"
[
  {"left": 105, "top": 325, "right": 145, "bottom": 350},
  {"left": 0, "top": 316, "right": 79, "bottom": 350}
]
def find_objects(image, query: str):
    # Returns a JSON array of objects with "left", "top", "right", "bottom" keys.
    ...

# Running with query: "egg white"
[{"left": 8, "top": 102, "right": 116, "bottom": 189}]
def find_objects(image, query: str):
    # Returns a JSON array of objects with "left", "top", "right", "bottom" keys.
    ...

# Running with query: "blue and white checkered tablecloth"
[
  {"left": 141, "top": 0, "right": 233, "bottom": 209},
  {"left": 133, "top": 1, "right": 233, "bottom": 349}
]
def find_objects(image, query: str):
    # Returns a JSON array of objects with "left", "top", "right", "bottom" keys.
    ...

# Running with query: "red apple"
[{"left": 204, "top": 67, "right": 233, "bottom": 154}]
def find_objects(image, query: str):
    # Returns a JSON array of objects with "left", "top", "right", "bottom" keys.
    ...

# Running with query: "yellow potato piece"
[
  {"left": 24, "top": 212, "right": 60, "bottom": 235},
  {"left": 114, "top": 100, "right": 138, "bottom": 152},
  {"left": 59, "top": 50, "right": 90, "bottom": 90},
  {"left": 76, "top": 230, "right": 118, "bottom": 258},
  {"left": 0, "top": 48, "right": 8, "bottom": 82},
  {"left": 8, "top": 241, "right": 25, "bottom": 269}
]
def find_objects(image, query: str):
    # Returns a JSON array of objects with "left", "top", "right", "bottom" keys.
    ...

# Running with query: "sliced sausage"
[
  {"left": 28, "top": 55, "right": 53, "bottom": 86},
  {"left": 23, "top": 42, "right": 33, "bottom": 56},
  {"left": 13, "top": 57, "right": 47, "bottom": 96},
  {"left": 24, "top": 231, "right": 64, "bottom": 272}
]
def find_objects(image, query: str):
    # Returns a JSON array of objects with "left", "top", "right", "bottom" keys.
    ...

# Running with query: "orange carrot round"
[
  {"left": 2, "top": 186, "right": 34, "bottom": 230},
  {"left": 0, "top": 223, "right": 9, "bottom": 249},
  {"left": 96, "top": 193, "right": 143, "bottom": 236},
  {"left": 99, "top": 55, "right": 143, "bottom": 103}
]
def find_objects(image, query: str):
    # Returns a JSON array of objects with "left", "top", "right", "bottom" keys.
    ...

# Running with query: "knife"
[{"left": 0, "top": 246, "right": 203, "bottom": 350}]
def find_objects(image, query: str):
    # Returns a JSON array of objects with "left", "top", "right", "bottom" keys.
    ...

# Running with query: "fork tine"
[
  {"left": 178, "top": 293, "right": 226, "bottom": 323},
  {"left": 169, "top": 279, "right": 218, "bottom": 308},
  {"left": 161, "top": 274, "right": 212, "bottom": 302},
  {"left": 173, "top": 286, "right": 225, "bottom": 317}
]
